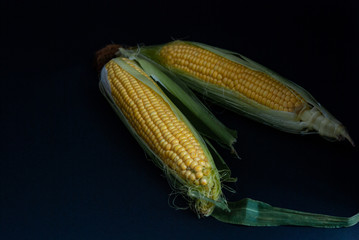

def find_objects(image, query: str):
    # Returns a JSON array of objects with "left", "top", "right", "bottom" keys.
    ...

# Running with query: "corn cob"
[
  {"left": 139, "top": 41, "right": 354, "bottom": 145},
  {"left": 100, "top": 57, "right": 223, "bottom": 216}
]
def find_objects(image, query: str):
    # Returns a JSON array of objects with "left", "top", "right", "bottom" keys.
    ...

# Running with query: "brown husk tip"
[{"left": 94, "top": 44, "right": 122, "bottom": 73}]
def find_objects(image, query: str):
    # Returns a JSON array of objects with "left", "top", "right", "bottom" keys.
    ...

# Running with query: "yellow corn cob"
[
  {"left": 153, "top": 41, "right": 353, "bottom": 145},
  {"left": 103, "top": 58, "right": 221, "bottom": 215},
  {"left": 160, "top": 42, "right": 305, "bottom": 112}
]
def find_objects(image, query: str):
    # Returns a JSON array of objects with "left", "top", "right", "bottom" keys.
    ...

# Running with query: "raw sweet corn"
[
  {"left": 139, "top": 41, "right": 354, "bottom": 145},
  {"left": 100, "top": 57, "right": 224, "bottom": 216}
]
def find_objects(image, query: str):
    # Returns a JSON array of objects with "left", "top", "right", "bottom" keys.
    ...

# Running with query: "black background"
[{"left": 1, "top": 0, "right": 359, "bottom": 239}]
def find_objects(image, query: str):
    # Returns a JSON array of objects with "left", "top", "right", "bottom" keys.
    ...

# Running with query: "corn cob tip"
[
  {"left": 231, "top": 147, "right": 240, "bottom": 159},
  {"left": 298, "top": 108, "right": 354, "bottom": 146},
  {"left": 342, "top": 130, "right": 355, "bottom": 147},
  {"left": 95, "top": 44, "right": 122, "bottom": 73},
  {"left": 331, "top": 123, "right": 355, "bottom": 146}
]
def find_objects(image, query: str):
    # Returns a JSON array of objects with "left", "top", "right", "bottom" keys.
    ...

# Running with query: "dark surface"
[{"left": 1, "top": 0, "right": 359, "bottom": 239}]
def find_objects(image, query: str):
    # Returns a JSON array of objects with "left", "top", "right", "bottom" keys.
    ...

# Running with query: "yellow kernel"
[
  {"left": 171, "top": 139, "right": 179, "bottom": 145},
  {"left": 179, "top": 151, "right": 187, "bottom": 158},
  {"left": 183, "top": 154, "right": 191, "bottom": 161},
  {"left": 173, "top": 155, "right": 180, "bottom": 162},
  {"left": 190, "top": 151, "right": 198, "bottom": 158},
  {"left": 185, "top": 159, "right": 193, "bottom": 167},
  {"left": 178, "top": 135, "right": 187, "bottom": 142},
  {"left": 187, "top": 148, "right": 196, "bottom": 154},
  {"left": 172, "top": 144, "right": 181, "bottom": 152},
  {"left": 228, "top": 81, "right": 234, "bottom": 89},
  {"left": 200, "top": 178, "right": 208, "bottom": 185},
  {"left": 195, "top": 172, "right": 203, "bottom": 179},
  {"left": 167, "top": 135, "right": 175, "bottom": 143},
  {"left": 182, "top": 141, "right": 191, "bottom": 147},
  {"left": 198, "top": 160, "right": 206, "bottom": 166},
  {"left": 194, "top": 165, "right": 203, "bottom": 172},
  {"left": 190, "top": 161, "right": 198, "bottom": 169},
  {"left": 159, "top": 138, "right": 167, "bottom": 147},
  {"left": 185, "top": 144, "right": 194, "bottom": 151},
  {"left": 180, "top": 163, "right": 187, "bottom": 170},
  {"left": 177, "top": 146, "right": 186, "bottom": 154},
  {"left": 169, "top": 152, "right": 176, "bottom": 160}
]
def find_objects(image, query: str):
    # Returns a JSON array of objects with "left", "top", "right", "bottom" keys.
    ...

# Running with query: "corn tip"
[{"left": 345, "top": 132, "right": 355, "bottom": 147}]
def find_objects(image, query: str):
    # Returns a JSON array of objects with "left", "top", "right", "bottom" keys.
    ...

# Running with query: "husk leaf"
[{"left": 212, "top": 198, "right": 359, "bottom": 228}]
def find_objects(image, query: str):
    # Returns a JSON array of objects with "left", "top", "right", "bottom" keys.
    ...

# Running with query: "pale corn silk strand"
[
  {"left": 101, "top": 57, "right": 224, "bottom": 216},
  {"left": 141, "top": 40, "right": 354, "bottom": 146}
]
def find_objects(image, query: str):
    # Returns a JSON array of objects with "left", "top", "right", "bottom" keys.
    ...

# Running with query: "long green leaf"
[{"left": 212, "top": 198, "right": 359, "bottom": 228}]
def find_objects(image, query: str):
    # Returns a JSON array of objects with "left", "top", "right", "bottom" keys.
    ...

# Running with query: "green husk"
[
  {"left": 212, "top": 198, "right": 359, "bottom": 228},
  {"left": 99, "top": 58, "right": 229, "bottom": 216},
  {"left": 118, "top": 48, "right": 238, "bottom": 154}
]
